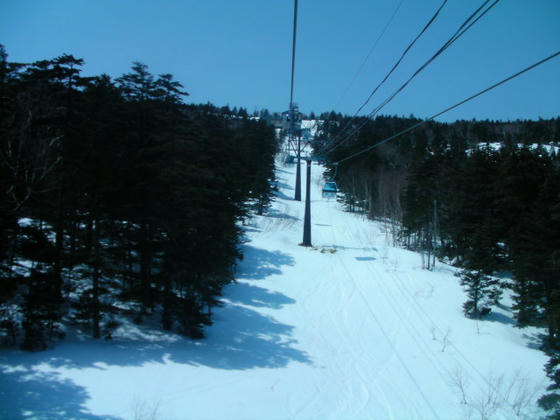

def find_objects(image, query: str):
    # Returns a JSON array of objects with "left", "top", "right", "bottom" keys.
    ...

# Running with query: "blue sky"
[{"left": 1, "top": 0, "right": 559, "bottom": 122}]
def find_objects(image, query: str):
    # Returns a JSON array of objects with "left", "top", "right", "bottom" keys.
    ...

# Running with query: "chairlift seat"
[
  {"left": 322, "top": 181, "right": 338, "bottom": 198},
  {"left": 285, "top": 155, "right": 296, "bottom": 164}
]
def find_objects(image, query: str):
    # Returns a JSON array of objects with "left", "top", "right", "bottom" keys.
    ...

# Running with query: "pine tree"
[
  {"left": 458, "top": 269, "right": 499, "bottom": 318},
  {"left": 18, "top": 222, "right": 63, "bottom": 350},
  {"left": 539, "top": 355, "right": 560, "bottom": 419},
  {"left": 457, "top": 220, "right": 500, "bottom": 318},
  {"left": 0, "top": 45, "right": 21, "bottom": 286},
  {"left": 510, "top": 174, "right": 560, "bottom": 343},
  {"left": 0, "top": 49, "right": 295, "bottom": 346}
]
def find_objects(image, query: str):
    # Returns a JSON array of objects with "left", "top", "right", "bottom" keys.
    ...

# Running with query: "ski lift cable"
[
  {"left": 289, "top": 0, "right": 298, "bottom": 108},
  {"left": 329, "top": 0, "right": 449, "bottom": 147},
  {"left": 368, "top": 0, "right": 500, "bottom": 118},
  {"left": 332, "top": 49, "right": 560, "bottom": 166},
  {"left": 323, "top": 0, "right": 499, "bottom": 156},
  {"left": 302, "top": 0, "right": 405, "bottom": 146},
  {"left": 333, "top": 0, "right": 405, "bottom": 113},
  {"left": 323, "top": 0, "right": 452, "bottom": 152},
  {"left": 325, "top": 0, "right": 499, "bottom": 156},
  {"left": 325, "top": 0, "right": 498, "bottom": 153}
]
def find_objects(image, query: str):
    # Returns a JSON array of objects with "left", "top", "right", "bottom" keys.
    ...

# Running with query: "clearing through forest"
[{"left": 0, "top": 157, "right": 548, "bottom": 420}]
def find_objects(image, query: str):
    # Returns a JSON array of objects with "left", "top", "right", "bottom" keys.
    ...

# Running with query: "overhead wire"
[
  {"left": 302, "top": 0, "right": 406, "bottom": 154},
  {"left": 326, "top": 0, "right": 499, "bottom": 155},
  {"left": 324, "top": 0, "right": 499, "bottom": 155},
  {"left": 333, "top": 0, "right": 405, "bottom": 112},
  {"left": 324, "top": 0, "right": 452, "bottom": 151},
  {"left": 347, "top": 0, "right": 448, "bottom": 121},
  {"left": 368, "top": 0, "right": 500, "bottom": 118},
  {"left": 331, "top": 49, "right": 560, "bottom": 165},
  {"left": 289, "top": 0, "right": 298, "bottom": 108}
]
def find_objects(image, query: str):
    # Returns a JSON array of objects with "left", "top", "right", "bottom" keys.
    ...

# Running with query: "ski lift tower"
[
  {"left": 287, "top": 104, "right": 302, "bottom": 201},
  {"left": 288, "top": 0, "right": 301, "bottom": 201}
]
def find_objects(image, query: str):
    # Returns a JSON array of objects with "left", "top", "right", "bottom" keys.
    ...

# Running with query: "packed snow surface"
[{"left": 0, "top": 158, "right": 549, "bottom": 420}]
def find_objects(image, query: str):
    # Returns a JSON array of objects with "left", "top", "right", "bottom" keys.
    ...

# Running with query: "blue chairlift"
[
  {"left": 284, "top": 155, "right": 296, "bottom": 164},
  {"left": 322, "top": 181, "right": 338, "bottom": 198}
]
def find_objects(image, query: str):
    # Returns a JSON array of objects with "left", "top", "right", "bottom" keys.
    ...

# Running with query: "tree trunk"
[
  {"left": 7, "top": 223, "right": 19, "bottom": 281},
  {"left": 140, "top": 222, "right": 153, "bottom": 313},
  {"left": 53, "top": 184, "right": 65, "bottom": 300},
  {"left": 91, "top": 218, "right": 101, "bottom": 339}
]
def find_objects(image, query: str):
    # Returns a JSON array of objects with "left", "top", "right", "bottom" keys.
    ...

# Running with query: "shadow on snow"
[
  {"left": 225, "top": 282, "right": 296, "bottom": 309},
  {"left": 0, "top": 354, "right": 121, "bottom": 420},
  {"left": 0, "top": 366, "right": 119, "bottom": 420},
  {"left": 522, "top": 332, "right": 547, "bottom": 351},
  {"left": 275, "top": 189, "right": 294, "bottom": 201},
  {"left": 236, "top": 244, "right": 295, "bottom": 280},
  {"left": 484, "top": 310, "right": 516, "bottom": 326},
  {"left": 274, "top": 181, "right": 294, "bottom": 191},
  {"left": 266, "top": 208, "right": 298, "bottom": 221},
  {"left": 355, "top": 256, "right": 376, "bottom": 262},
  {"left": 0, "top": 245, "right": 307, "bottom": 419}
]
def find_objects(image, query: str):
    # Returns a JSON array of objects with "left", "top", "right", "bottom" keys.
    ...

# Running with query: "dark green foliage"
[
  {"left": 320, "top": 109, "right": 560, "bottom": 417},
  {"left": 457, "top": 269, "right": 499, "bottom": 318},
  {"left": 0, "top": 47, "right": 277, "bottom": 348},
  {"left": 21, "top": 267, "right": 63, "bottom": 351},
  {"left": 327, "top": 119, "right": 559, "bottom": 332},
  {"left": 540, "top": 355, "right": 560, "bottom": 419}
]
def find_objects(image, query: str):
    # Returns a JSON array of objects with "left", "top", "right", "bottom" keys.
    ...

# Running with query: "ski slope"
[{"left": 0, "top": 158, "right": 549, "bottom": 420}]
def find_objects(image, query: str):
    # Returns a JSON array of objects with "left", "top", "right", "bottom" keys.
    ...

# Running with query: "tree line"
[
  {"left": 319, "top": 113, "right": 560, "bottom": 417},
  {"left": 0, "top": 46, "right": 277, "bottom": 350}
]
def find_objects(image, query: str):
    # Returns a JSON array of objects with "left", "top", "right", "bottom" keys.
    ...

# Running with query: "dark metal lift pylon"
[
  {"left": 288, "top": 0, "right": 301, "bottom": 201},
  {"left": 302, "top": 158, "right": 312, "bottom": 247}
]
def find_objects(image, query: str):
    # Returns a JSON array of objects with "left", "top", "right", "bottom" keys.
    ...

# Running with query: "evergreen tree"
[
  {"left": 510, "top": 175, "right": 560, "bottom": 342},
  {"left": 0, "top": 49, "right": 279, "bottom": 346},
  {"left": 456, "top": 217, "right": 500, "bottom": 318},
  {"left": 539, "top": 355, "right": 560, "bottom": 419}
]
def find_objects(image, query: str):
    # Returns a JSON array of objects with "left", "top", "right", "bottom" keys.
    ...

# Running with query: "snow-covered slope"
[{"left": 0, "top": 158, "right": 549, "bottom": 420}]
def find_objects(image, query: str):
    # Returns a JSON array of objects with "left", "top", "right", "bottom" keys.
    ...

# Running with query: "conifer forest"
[
  {"left": 0, "top": 47, "right": 278, "bottom": 349},
  {"left": 319, "top": 113, "right": 560, "bottom": 413},
  {"left": 322, "top": 113, "right": 560, "bottom": 338},
  {"left": 1, "top": 46, "right": 560, "bottom": 417}
]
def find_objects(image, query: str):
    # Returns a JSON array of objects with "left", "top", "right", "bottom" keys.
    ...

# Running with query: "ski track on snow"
[{"left": 0, "top": 156, "right": 549, "bottom": 420}]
